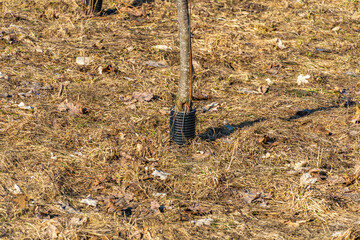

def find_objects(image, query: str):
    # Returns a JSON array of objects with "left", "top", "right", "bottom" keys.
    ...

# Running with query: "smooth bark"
[{"left": 175, "top": 0, "right": 192, "bottom": 112}]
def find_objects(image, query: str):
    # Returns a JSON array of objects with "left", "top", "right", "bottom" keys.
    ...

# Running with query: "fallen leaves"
[
  {"left": 80, "top": 197, "right": 98, "bottom": 207},
  {"left": 144, "top": 60, "right": 167, "bottom": 68},
  {"left": 43, "top": 224, "right": 60, "bottom": 239},
  {"left": 184, "top": 204, "right": 212, "bottom": 216},
  {"left": 76, "top": 56, "right": 91, "bottom": 65},
  {"left": 99, "top": 193, "right": 134, "bottom": 214},
  {"left": 152, "top": 169, "right": 170, "bottom": 180},
  {"left": 192, "top": 91, "right": 209, "bottom": 100},
  {"left": 191, "top": 218, "right": 214, "bottom": 226},
  {"left": 313, "top": 124, "right": 332, "bottom": 136},
  {"left": 300, "top": 173, "right": 318, "bottom": 186},
  {"left": 120, "top": 91, "right": 155, "bottom": 104},
  {"left": 276, "top": 39, "right": 286, "bottom": 50},
  {"left": 287, "top": 162, "right": 360, "bottom": 189},
  {"left": 58, "top": 99, "right": 87, "bottom": 116},
  {"left": 240, "top": 189, "right": 273, "bottom": 207},
  {"left": 0, "top": 71, "right": 9, "bottom": 80},
  {"left": 0, "top": 93, "right": 12, "bottom": 98},
  {"left": 150, "top": 200, "right": 166, "bottom": 214},
  {"left": 98, "top": 64, "right": 116, "bottom": 74},
  {"left": 57, "top": 202, "right": 79, "bottom": 214},
  {"left": 343, "top": 190, "right": 360, "bottom": 202},
  {"left": 21, "top": 81, "right": 53, "bottom": 90},
  {"left": 153, "top": 45, "right": 172, "bottom": 51},
  {"left": 257, "top": 135, "right": 278, "bottom": 148},
  {"left": 266, "top": 63, "right": 282, "bottom": 75},
  {"left": 13, "top": 194, "right": 29, "bottom": 209},
  {"left": 18, "top": 102, "right": 34, "bottom": 110},
  {"left": 297, "top": 74, "right": 310, "bottom": 85},
  {"left": 200, "top": 102, "right": 219, "bottom": 113},
  {"left": 69, "top": 217, "right": 88, "bottom": 226},
  {"left": 258, "top": 85, "right": 269, "bottom": 94},
  {"left": 350, "top": 106, "right": 360, "bottom": 124},
  {"left": 116, "top": 4, "right": 146, "bottom": 17},
  {"left": 192, "top": 151, "right": 211, "bottom": 160},
  {"left": 8, "top": 184, "right": 22, "bottom": 194}
]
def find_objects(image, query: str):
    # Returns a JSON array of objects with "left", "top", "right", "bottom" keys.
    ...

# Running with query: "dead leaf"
[
  {"left": 191, "top": 218, "right": 214, "bottom": 226},
  {"left": 150, "top": 200, "right": 160, "bottom": 213},
  {"left": 192, "top": 151, "right": 211, "bottom": 160},
  {"left": 354, "top": 165, "right": 360, "bottom": 178},
  {"left": 258, "top": 85, "right": 269, "bottom": 94},
  {"left": 192, "top": 60, "right": 202, "bottom": 70},
  {"left": 333, "top": 86, "right": 345, "bottom": 94},
  {"left": 58, "top": 99, "right": 87, "bottom": 116},
  {"left": 309, "top": 168, "right": 327, "bottom": 180},
  {"left": 144, "top": 60, "right": 167, "bottom": 68},
  {"left": 300, "top": 173, "right": 317, "bottom": 185},
  {"left": 44, "top": 224, "right": 59, "bottom": 239},
  {"left": 120, "top": 92, "right": 154, "bottom": 104},
  {"left": 257, "top": 135, "right": 269, "bottom": 144},
  {"left": 257, "top": 135, "right": 278, "bottom": 148},
  {"left": 342, "top": 164, "right": 360, "bottom": 186},
  {"left": 266, "top": 64, "right": 282, "bottom": 75},
  {"left": 80, "top": 197, "right": 97, "bottom": 207},
  {"left": 286, "top": 218, "right": 310, "bottom": 227},
  {"left": 314, "top": 124, "right": 331, "bottom": 136},
  {"left": 184, "top": 204, "right": 212, "bottom": 216},
  {"left": 102, "top": 64, "right": 115, "bottom": 73},
  {"left": 13, "top": 194, "right": 29, "bottom": 209},
  {"left": 239, "top": 88, "right": 260, "bottom": 94},
  {"left": 343, "top": 191, "right": 360, "bottom": 201},
  {"left": 58, "top": 202, "right": 79, "bottom": 214},
  {"left": 240, "top": 190, "right": 272, "bottom": 204},
  {"left": 9, "top": 184, "right": 22, "bottom": 194},
  {"left": 152, "top": 169, "right": 170, "bottom": 180},
  {"left": 240, "top": 190, "right": 259, "bottom": 203},
  {"left": 119, "top": 151, "right": 135, "bottom": 161},
  {"left": 193, "top": 91, "right": 209, "bottom": 100},
  {"left": 136, "top": 143, "right": 143, "bottom": 153},
  {"left": 93, "top": 40, "right": 104, "bottom": 49},
  {"left": 106, "top": 200, "right": 117, "bottom": 213},
  {"left": 327, "top": 175, "right": 347, "bottom": 184},
  {"left": 69, "top": 217, "right": 88, "bottom": 226},
  {"left": 119, "top": 5, "right": 145, "bottom": 17},
  {"left": 200, "top": 102, "right": 219, "bottom": 113}
]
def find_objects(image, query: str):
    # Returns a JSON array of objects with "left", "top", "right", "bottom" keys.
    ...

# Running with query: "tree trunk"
[{"left": 175, "top": 0, "right": 192, "bottom": 112}]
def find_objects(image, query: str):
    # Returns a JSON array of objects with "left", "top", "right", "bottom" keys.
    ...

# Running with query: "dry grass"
[{"left": 1, "top": 0, "right": 360, "bottom": 239}]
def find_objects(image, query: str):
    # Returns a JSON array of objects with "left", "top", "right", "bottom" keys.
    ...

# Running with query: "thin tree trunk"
[{"left": 175, "top": 0, "right": 192, "bottom": 112}]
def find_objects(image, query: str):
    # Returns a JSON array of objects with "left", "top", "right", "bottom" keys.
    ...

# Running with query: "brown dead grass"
[{"left": 1, "top": 0, "right": 360, "bottom": 239}]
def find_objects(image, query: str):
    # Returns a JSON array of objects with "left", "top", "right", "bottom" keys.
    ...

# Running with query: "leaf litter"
[
  {"left": 3, "top": 0, "right": 360, "bottom": 239},
  {"left": 58, "top": 99, "right": 87, "bottom": 116},
  {"left": 120, "top": 91, "right": 155, "bottom": 104}
]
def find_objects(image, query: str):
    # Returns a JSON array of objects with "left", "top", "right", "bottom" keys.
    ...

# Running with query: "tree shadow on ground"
[
  {"left": 199, "top": 104, "right": 345, "bottom": 141},
  {"left": 199, "top": 118, "right": 266, "bottom": 141},
  {"left": 286, "top": 105, "right": 339, "bottom": 121}
]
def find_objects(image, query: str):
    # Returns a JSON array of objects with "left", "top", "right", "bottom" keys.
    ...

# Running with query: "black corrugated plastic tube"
[{"left": 170, "top": 107, "right": 196, "bottom": 145}]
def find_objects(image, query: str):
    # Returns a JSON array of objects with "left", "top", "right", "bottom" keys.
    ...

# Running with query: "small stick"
[{"left": 58, "top": 84, "right": 64, "bottom": 97}]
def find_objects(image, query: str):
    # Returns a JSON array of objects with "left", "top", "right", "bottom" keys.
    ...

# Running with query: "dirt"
[{"left": 1, "top": 0, "right": 360, "bottom": 239}]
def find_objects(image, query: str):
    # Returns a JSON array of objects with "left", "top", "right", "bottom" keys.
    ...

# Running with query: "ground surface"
[{"left": 1, "top": 0, "right": 360, "bottom": 239}]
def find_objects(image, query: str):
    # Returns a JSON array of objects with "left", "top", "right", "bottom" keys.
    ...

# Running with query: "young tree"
[{"left": 175, "top": 0, "right": 192, "bottom": 112}]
